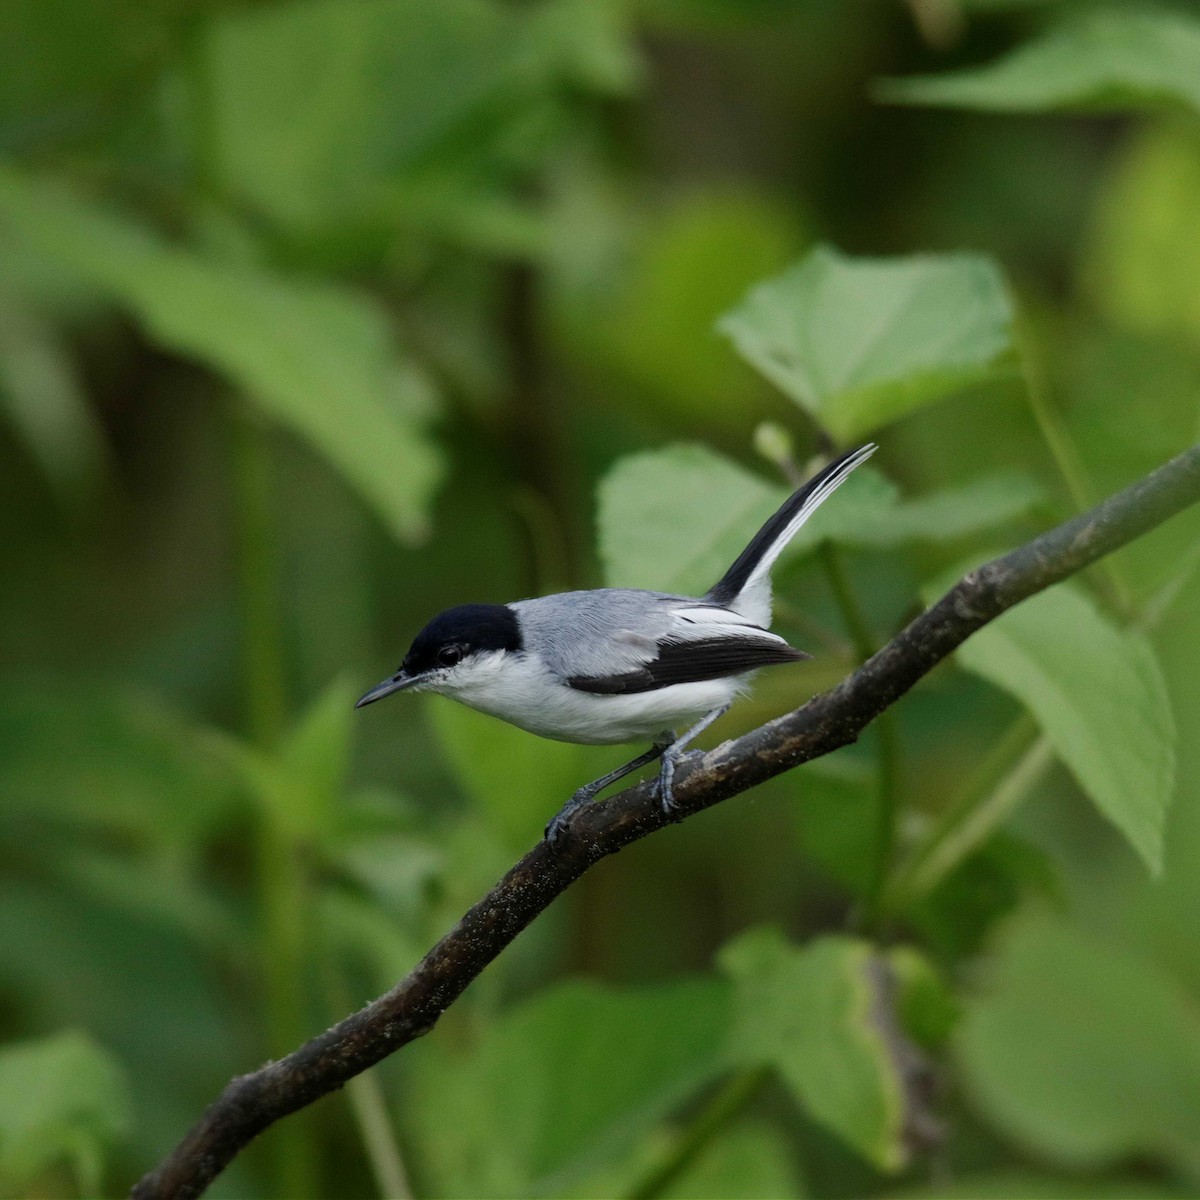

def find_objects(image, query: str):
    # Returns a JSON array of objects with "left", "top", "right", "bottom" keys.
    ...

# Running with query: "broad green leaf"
[
  {"left": 0, "top": 170, "right": 442, "bottom": 542},
  {"left": 951, "top": 581, "right": 1175, "bottom": 873},
  {"left": 522, "top": 0, "right": 642, "bottom": 97},
  {"left": 559, "top": 1115, "right": 805, "bottom": 1199},
  {"left": 599, "top": 443, "right": 1041, "bottom": 594},
  {"left": 1085, "top": 123, "right": 1200, "bottom": 349},
  {"left": 600, "top": 445, "right": 780, "bottom": 595},
  {"left": 957, "top": 913, "right": 1200, "bottom": 1179},
  {"left": 719, "top": 928, "right": 911, "bottom": 1172},
  {"left": 717, "top": 246, "right": 1013, "bottom": 441},
  {"left": 0, "top": 1029, "right": 131, "bottom": 1195},
  {"left": 662, "top": 1121, "right": 806, "bottom": 1199},
  {"left": 877, "top": 10, "right": 1200, "bottom": 117},
  {"left": 886, "top": 945, "right": 958, "bottom": 1051},
  {"left": 410, "top": 977, "right": 731, "bottom": 1197},
  {"left": 203, "top": 0, "right": 638, "bottom": 233},
  {"left": 205, "top": 0, "right": 515, "bottom": 229},
  {"left": 888, "top": 1171, "right": 1192, "bottom": 1199},
  {"left": 427, "top": 695, "right": 620, "bottom": 847}
]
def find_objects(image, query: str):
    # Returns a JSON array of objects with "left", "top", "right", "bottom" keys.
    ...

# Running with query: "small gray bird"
[{"left": 357, "top": 443, "right": 876, "bottom": 844}]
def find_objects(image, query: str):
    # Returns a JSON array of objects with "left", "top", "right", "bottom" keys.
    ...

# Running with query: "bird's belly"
[{"left": 457, "top": 674, "right": 744, "bottom": 745}]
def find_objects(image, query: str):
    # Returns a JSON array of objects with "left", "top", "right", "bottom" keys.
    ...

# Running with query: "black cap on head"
[
  {"left": 356, "top": 604, "right": 523, "bottom": 710},
  {"left": 402, "top": 603, "right": 523, "bottom": 676}
]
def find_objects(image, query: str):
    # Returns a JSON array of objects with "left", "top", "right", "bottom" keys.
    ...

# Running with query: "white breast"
[{"left": 438, "top": 650, "right": 744, "bottom": 745}]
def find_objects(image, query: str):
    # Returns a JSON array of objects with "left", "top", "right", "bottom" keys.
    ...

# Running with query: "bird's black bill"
[{"left": 355, "top": 672, "right": 421, "bottom": 709}]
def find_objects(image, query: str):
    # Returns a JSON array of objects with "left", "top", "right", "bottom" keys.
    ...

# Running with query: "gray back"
[{"left": 512, "top": 589, "right": 688, "bottom": 678}]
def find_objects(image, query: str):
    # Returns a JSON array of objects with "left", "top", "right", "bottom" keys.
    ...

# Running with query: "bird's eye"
[{"left": 437, "top": 645, "right": 463, "bottom": 668}]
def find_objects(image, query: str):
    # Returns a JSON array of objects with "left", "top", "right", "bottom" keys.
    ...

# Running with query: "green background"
[{"left": 2, "top": 2, "right": 1200, "bottom": 1197}]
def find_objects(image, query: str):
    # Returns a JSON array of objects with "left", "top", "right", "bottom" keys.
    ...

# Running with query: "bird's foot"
[
  {"left": 544, "top": 785, "right": 596, "bottom": 849},
  {"left": 655, "top": 749, "right": 704, "bottom": 819}
]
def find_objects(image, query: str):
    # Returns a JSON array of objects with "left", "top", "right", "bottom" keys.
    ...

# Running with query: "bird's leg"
[
  {"left": 656, "top": 704, "right": 731, "bottom": 817},
  {"left": 544, "top": 739, "right": 672, "bottom": 846}
]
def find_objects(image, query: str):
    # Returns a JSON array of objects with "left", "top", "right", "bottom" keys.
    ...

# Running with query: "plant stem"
[
  {"left": 819, "top": 542, "right": 901, "bottom": 926},
  {"left": 819, "top": 541, "right": 874, "bottom": 662},
  {"left": 626, "top": 1068, "right": 768, "bottom": 1200},
  {"left": 883, "top": 715, "right": 1043, "bottom": 910},
  {"left": 227, "top": 408, "right": 317, "bottom": 1199},
  {"left": 228, "top": 413, "right": 287, "bottom": 749},
  {"left": 1017, "top": 317, "right": 1134, "bottom": 615},
  {"left": 322, "top": 964, "right": 413, "bottom": 1200},
  {"left": 344, "top": 1071, "right": 413, "bottom": 1200}
]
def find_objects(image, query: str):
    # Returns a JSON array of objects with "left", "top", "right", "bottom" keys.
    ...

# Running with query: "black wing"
[{"left": 567, "top": 635, "right": 809, "bottom": 696}]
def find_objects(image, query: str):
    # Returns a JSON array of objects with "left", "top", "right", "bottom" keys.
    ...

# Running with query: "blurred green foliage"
[{"left": 2, "top": 2, "right": 1200, "bottom": 1198}]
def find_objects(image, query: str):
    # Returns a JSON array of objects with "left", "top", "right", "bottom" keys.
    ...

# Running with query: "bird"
[{"left": 356, "top": 443, "right": 876, "bottom": 845}]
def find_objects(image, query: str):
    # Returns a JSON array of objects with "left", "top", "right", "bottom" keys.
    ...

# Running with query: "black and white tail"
[{"left": 705, "top": 443, "right": 876, "bottom": 625}]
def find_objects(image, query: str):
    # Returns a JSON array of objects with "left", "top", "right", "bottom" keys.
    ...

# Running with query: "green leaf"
[
  {"left": 0, "top": 169, "right": 442, "bottom": 542},
  {"left": 717, "top": 245, "right": 1013, "bottom": 441},
  {"left": 1085, "top": 123, "right": 1200, "bottom": 350},
  {"left": 599, "top": 445, "right": 781, "bottom": 595},
  {"left": 863, "top": 471, "right": 1043, "bottom": 543},
  {"left": 951, "top": 581, "right": 1175, "bottom": 873},
  {"left": 410, "top": 977, "right": 731, "bottom": 1196},
  {"left": 719, "top": 928, "right": 911, "bottom": 1172},
  {"left": 522, "top": 0, "right": 643, "bottom": 97},
  {"left": 661, "top": 1121, "right": 806, "bottom": 1199},
  {"left": 877, "top": 10, "right": 1200, "bottom": 118},
  {"left": 957, "top": 913, "right": 1200, "bottom": 1179},
  {"left": 0, "top": 1029, "right": 131, "bottom": 1195},
  {"left": 203, "top": 0, "right": 639, "bottom": 234},
  {"left": 204, "top": 0, "right": 512, "bottom": 229},
  {"left": 598, "top": 443, "right": 1041, "bottom": 594},
  {"left": 886, "top": 945, "right": 959, "bottom": 1051},
  {"left": 887, "top": 1171, "right": 1193, "bottom": 1199},
  {"left": 427, "top": 695, "right": 622, "bottom": 847}
]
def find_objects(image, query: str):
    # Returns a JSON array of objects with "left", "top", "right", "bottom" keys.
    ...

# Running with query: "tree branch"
[{"left": 131, "top": 444, "right": 1200, "bottom": 1200}]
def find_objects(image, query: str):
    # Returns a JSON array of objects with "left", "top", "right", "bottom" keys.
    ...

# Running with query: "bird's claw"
[
  {"left": 544, "top": 786, "right": 593, "bottom": 850},
  {"left": 543, "top": 813, "right": 568, "bottom": 848},
  {"left": 655, "top": 749, "right": 705, "bottom": 819},
  {"left": 656, "top": 757, "right": 679, "bottom": 818}
]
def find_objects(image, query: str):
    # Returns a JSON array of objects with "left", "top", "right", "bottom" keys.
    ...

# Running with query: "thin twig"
[{"left": 131, "top": 444, "right": 1200, "bottom": 1200}]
